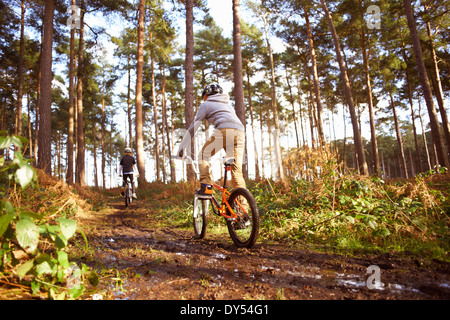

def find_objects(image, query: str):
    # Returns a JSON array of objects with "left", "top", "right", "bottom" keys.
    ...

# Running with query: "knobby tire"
[
  {"left": 226, "top": 188, "right": 259, "bottom": 248},
  {"left": 193, "top": 198, "right": 208, "bottom": 239}
]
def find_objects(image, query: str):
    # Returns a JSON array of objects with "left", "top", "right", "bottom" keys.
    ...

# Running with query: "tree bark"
[
  {"left": 67, "top": 0, "right": 76, "bottom": 184},
  {"left": 185, "top": 0, "right": 195, "bottom": 183},
  {"left": 135, "top": 0, "right": 146, "bottom": 180},
  {"left": 390, "top": 91, "right": 408, "bottom": 178},
  {"left": 245, "top": 63, "right": 260, "bottom": 180},
  {"left": 304, "top": 11, "right": 324, "bottom": 147},
  {"left": 403, "top": 0, "right": 449, "bottom": 168},
  {"left": 161, "top": 61, "right": 175, "bottom": 182},
  {"left": 76, "top": 1, "right": 86, "bottom": 186},
  {"left": 101, "top": 74, "right": 106, "bottom": 188},
  {"left": 127, "top": 57, "right": 133, "bottom": 149},
  {"left": 232, "top": 0, "right": 245, "bottom": 126},
  {"left": 320, "top": 0, "right": 368, "bottom": 175},
  {"left": 425, "top": 17, "right": 450, "bottom": 155},
  {"left": 37, "top": 0, "right": 54, "bottom": 175},
  {"left": 261, "top": 12, "right": 284, "bottom": 180},
  {"left": 16, "top": 0, "right": 25, "bottom": 143},
  {"left": 149, "top": 24, "right": 160, "bottom": 181},
  {"left": 359, "top": 0, "right": 380, "bottom": 176}
]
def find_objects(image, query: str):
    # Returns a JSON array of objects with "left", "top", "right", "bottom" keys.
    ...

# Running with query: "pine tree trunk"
[
  {"left": 185, "top": 0, "right": 195, "bottom": 183},
  {"left": 67, "top": 0, "right": 76, "bottom": 184},
  {"left": 261, "top": 13, "right": 283, "bottom": 180},
  {"left": 359, "top": 1, "right": 380, "bottom": 176},
  {"left": 403, "top": 0, "right": 449, "bottom": 168},
  {"left": 161, "top": 62, "right": 175, "bottom": 182},
  {"left": 93, "top": 123, "right": 98, "bottom": 188},
  {"left": 320, "top": 0, "right": 368, "bottom": 175},
  {"left": 246, "top": 64, "right": 260, "bottom": 180},
  {"left": 285, "top": 65, "right": 300, "bottom": 149},
  {"left": 37, "top": 0, "right": 54, "bottom": 175},
  {"left": 304, "top": 11, "right": 324, "bottom": 147},
  {"left": 418, "top": 97, "right": 432, "bottom": 171},
  {"left": 425, "top": 19, "right": 450, "bottom": 154},
  {"left": 135, "top": 0, "right": 146, "bottom": 180},
  {"left": 76, "top": 1, "right": 86, "bottom": 186},
  {"left": 150, "top": 28, "right": 160, "bottom": 181},
  {"left": 16, "top": 0, "right": 25, "bottom": 143},
  {"left": 402, "top": 46, "right": 423, "bottom": 173},
  {"left": 101, "top": 76, "right": 106, "bottom": 189},
  {"left": 127, "top": 58, "right": 132, "bottom": 149},
  {"left": 390, "top": 91, "right": 408, "bottom": 178}
]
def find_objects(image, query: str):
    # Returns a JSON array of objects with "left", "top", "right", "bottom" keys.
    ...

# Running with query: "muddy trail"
[{"left": 76, "top": 196, "right": 450, "bottom": 301}]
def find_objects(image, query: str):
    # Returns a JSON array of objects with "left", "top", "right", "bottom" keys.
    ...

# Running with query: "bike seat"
[{"left": 223, "top": 157, "right": 235, "bottom": 165}]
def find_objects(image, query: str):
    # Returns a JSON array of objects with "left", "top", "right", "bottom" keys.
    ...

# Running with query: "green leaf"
[
  {"left": 16, "top": 260, "right": 34, "bottom": 279},
  {"left": 368, "top": 220, "right": 377, "bottom": 230},
  {"left": 58, "top": 218, "right": 77, "bottom": 240},
  {"left": 16, "top": 219, "right": 39, "bottom": 253},
  {"left": 15, "top": 164, "right": 35, "bottom": 188},
  {"left": 45, "top": 224, "right": 60, "bottom": 241},
  {"left": 68, "top": 285, "right": 85, "bottom": 299},
  {"left": 57, "top": 251, "right": 69, "bottom": 268},
  {"left": 345, "top": 216, "right": 355, "bottom": 224},
  {"left": 4, "top": 201, "right": 15, "bottom": 215},
  {"left": 55, "top": 234, "right": 68, "bottom": 249},
  {"left": 0, "top": 213, "right": 14, "bottom": 238},
  {"left": 36, "top": 260, "right": 54, "bottom": 276}
]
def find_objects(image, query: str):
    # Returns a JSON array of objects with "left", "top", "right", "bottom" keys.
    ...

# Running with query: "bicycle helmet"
[
  {"left": 124, "top": 147, "right": 132, "bottom": 153},
  {"left": 201, "top": 84, "right": 223, "bottom": 98}
]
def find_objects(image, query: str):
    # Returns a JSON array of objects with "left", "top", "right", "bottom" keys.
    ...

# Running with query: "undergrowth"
[
  {"left": 251, "top": 146, "right": 450, "bottom": 261},
  {"left": 1, "top": 134, "right": 99, "bottom": 299}
]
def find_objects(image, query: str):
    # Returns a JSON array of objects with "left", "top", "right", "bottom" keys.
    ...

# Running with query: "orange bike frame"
[{"left": 211, "top": 183, "right": 248, "bottom": 220}]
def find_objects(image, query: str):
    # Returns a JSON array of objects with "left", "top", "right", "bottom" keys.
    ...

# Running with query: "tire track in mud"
[{"left": 79, "top": 198, "right": 450, "bottom": 300}]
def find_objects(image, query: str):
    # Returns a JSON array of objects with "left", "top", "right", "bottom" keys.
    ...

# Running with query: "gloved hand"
[{"left": 178, "top": 149, "right": 184, "bottom": 158}]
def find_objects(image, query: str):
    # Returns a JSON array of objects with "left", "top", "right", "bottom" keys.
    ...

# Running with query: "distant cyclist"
[
  {"left": 176, "top": 84, "right": 245, "bottom": 199},
  {"left": 119, "top": 147, "right": 139, "bottom": 199}
]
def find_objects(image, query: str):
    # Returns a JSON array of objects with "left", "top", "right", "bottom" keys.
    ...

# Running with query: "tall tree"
[
  {"left": 76, "top": 0, "right": 86, "bottom": 186},
  {"left": 66, "top": 0, "right": 76, "bottom": 184},
  {"left": 135, "top": 0, "right": 146, "bottom": 180},
  {"left": 423, "top": 2, "right": 450, "bottom": 155},
  {"left": 185, "top": 0, "right": 195, "bottom": 182},
  {"left": 232, "top": 0, "right": 245, "bottom": 126},
  {"left": 402, "top": 0, "right": 449, "bottom": 169},
  {"left": 319, "top": 0, "right": 368, "bottom": 175},
  {"left": 358, "top": 0, "right": 380, "bottom": 176},
  {"left": 304, "top": 7, "right": 325, "bottom": 147},
  {"left": 247, "top": 0, "right": 284, "bottom": 180},
  {"left": 37, "top": 0, "right": 54, "bottom": 175},
  {"left": 15, "top": 0, "right": 25, "bottom": 144}
]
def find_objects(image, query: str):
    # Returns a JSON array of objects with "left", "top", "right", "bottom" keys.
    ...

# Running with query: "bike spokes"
[{"left": 226, "top": 188, "right": 259, "bottom": 248}]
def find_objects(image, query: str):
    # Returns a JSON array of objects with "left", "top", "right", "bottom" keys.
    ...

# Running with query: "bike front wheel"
[
  {"left": 193, "top": 197, "right": 209, "bottom": 239},
  {"left": 226, "top": 188, "right": 259, "bottom": 248}
]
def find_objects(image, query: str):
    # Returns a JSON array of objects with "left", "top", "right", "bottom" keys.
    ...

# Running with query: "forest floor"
[{"left": 74, "top": 193, "right": 450, "bottom": 301}]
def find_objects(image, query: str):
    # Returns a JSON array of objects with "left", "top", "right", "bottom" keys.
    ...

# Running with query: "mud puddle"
[{"left": 76, "top": 199, "right": 450, "bottom": 300}]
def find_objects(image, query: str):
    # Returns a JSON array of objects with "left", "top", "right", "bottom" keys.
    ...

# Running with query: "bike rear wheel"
[
  {"left": 193, "top": 197, "right": 209, "bottom": 239},
  {"left": 226, "top": 188, "right": 259, "bottom": 248},
  {"left": 124, "top": 185, "right": 132, "bottom": 207}
]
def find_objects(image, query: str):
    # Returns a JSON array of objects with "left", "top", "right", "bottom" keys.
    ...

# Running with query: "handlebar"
[{"left": 172, "top": 155, "right": 199, "bottom": 174}]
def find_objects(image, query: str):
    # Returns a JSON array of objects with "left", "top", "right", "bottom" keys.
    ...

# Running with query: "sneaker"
[{"left": 195, "top": 184, "right": 213, "bottom": 199}]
